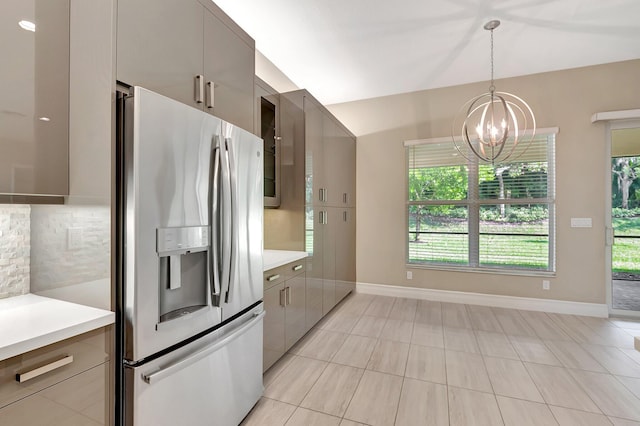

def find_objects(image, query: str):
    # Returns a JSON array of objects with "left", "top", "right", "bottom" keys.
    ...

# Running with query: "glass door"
[{"left": 609, "top": 125, "right": 640, "bottom": 316}]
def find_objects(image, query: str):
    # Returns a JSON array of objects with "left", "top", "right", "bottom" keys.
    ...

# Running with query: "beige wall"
[
  {"left": 255, "top": 50, "right": 299, "bottom": 94},
  {"left": 328, "top": 59, "right": 640, "bottom": 304}
]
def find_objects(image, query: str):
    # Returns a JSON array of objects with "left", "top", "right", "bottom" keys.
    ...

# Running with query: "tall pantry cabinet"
[
  {"left": 116, "top": 0, "right": 255, "bottom": 131},
  {"left": 278, "top": 90, "right": 356, "bottom": 327}
]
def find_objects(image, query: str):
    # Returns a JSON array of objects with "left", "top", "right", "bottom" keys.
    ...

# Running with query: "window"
[{"left": 406, "top": 130, "right": 556, "bottom": 272}]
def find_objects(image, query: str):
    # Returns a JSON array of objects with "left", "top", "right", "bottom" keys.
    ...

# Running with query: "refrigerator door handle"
[
  {"left": 142, "top": 311, "right": 265, "bottom": 385},
  {"left": 220, "top": 139, "right": 233, "bottom": 302},
  {"left": 210, "top": 143, "right": 221, "bottom": 297},
  {"left": 225, "top": 137, "right": 238, "bottom": 304}
]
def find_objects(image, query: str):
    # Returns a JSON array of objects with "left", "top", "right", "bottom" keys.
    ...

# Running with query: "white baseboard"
[{"left": 356, "top": 282, "right": 609, "bottom": 318}]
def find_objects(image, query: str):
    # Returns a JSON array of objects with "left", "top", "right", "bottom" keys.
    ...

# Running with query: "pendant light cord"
[{"left": 489, "top": 27, "right": 495, "bottom": 94}]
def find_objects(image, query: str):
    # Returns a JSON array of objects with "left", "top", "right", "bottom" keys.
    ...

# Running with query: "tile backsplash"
[
  {"left": 0, "top": 204, "right": 110, "bottom": 299},
  {"left": 0, "top": 205, "right": 30, "bottom": 298},
  {"left": 30, "top": 205, "right": 110, "bottom": 292}
]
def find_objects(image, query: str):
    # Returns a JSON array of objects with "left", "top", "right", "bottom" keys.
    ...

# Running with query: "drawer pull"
[
  {"left": 267, "top": 274, "right": 280, "bottom": 282},
  {"left": 292, "top": 264, "right": 303, "bottom": 271},
  {"left": 16, "top": 355, "right": 73, "bottom": 383}
]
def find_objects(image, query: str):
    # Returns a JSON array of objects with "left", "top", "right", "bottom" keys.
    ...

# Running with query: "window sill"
[{"left": 405, "top": 263, "right": 557, "bottom": 278}]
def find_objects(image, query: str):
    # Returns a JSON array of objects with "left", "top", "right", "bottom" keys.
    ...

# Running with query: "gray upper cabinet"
[
  {"left": 116, "top": 0, "right": 204, "bottom": 109},
  {"left": 255, "top": 78, "right": 280, "bottom": 207},
  {"left": 301, "top": 94, "right": 356, "bottom": 208},
  {"left": 337, "top": 126, "right": 356, "bottom": 207},
  {"left": 324, "top": 117, "right": 356, "bottom": 207},
  {"left": 304, "top": 96, "right": 325, "bottom": 205},
  {"left": 116, "top": 0, "right": 255, "bottom": 130},
  {"left": 203, "top": 8, "right": 254, "bottom": 131},
  {"left": 0, "top": 0, "right": 69, "bottom": 197}
]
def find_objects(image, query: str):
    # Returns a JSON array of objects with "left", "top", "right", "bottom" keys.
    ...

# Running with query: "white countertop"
[
  {"left": 0, "top": 294, "right": 115, "bottom": 361},
  {"left": 264, "top": 250, "right": 308, "bottom": 271}
]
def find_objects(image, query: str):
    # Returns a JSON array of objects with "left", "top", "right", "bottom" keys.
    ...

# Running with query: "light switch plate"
[{"left": 571, "top": 218, "right": 592, "bottom": 228}]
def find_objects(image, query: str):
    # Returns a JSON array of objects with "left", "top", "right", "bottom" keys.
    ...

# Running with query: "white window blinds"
[{"left": 405, "top": 129, "right": 557, "bottom": 272}]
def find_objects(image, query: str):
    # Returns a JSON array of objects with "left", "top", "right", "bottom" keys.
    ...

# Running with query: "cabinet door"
[
  {"left": 284, "top": 273, "right": 306, "bottom": 350},
  {"left": 68, "top": 0, "right": 113, "bottom": 203},
  {"left": 341, "top": 132, "right": 356, "bottom": 207},
  {"left": 322, "top": 208, "right": 336, "bottom": 316},
  {"left": 324, "top": 121, "right": 356, "bottom": 207},
  {"left": 116, "top": 0, "right": 204, "bottom": 109},
  {"left": 0, "top": 327, "right": 109, "bottom": 409},
  {"left": 255, "top": 79, "right": 280, "bottom": 207},
  {"left": 305, "top": 206, "right": 324, "bottom": 329},
  {"left": 0, "top": 363, "right": 108, "bottom": 425},
  {"left": 203, "top": 9, "right": 254, "bottom": 130},
  {"left": 0, "top": 0, "right": 69, "bottom": 196},
  {"left": 335, "top": 208, "right": 356, "bottom": 303},
  {"left": 263, "top": 283, "right": 285, "bottom": 372},
  {"left": 304, "top": 97, "right": 325, "bottom": 205},
  {"left": 321, "top": 116, "right": 339, "bottom": 206}
]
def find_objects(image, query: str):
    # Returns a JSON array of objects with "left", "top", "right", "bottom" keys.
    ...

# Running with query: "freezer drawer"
[{"left": 125, "top": 306, "right": 264, "bottom": 426}]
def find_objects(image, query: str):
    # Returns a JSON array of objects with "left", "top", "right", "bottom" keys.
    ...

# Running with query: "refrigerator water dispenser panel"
[
  {"left": 157, "top": 226, "right": 210, "bottom": 324},
  {"left": 157, "top": 226, "right": 209, "bottom": 255}
]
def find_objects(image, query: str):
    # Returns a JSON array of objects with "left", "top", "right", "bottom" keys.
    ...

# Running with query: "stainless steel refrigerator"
[{"left": 115, "top": 87, "right": 264, "bottom": 425}]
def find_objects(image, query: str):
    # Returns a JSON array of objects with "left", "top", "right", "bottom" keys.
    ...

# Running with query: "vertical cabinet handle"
[
  {"left": 318, "top": 188, "right": 328, "bottom": 202},
  {"left": 343, "top": 211, "right": 347, "bottom": 222},
  {"left": 285, "top": 286, "right": 291, "bottom": 305},
  {"left": 319, "top": 211, "right": 328, "bottom": 225},
  {"left": 206, "top": 81, "right": 215, "bottom": 109},
  {"left": 195, "top": 75, "right": 204, "bottom": 104},
  {"left": 343, "top": 193, "right": 347, "bottom": 204},
  {"left": 279, "top": 288, "right": 286, "bottom": 307}
]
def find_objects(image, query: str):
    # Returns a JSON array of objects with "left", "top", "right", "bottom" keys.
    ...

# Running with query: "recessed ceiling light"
[
  {"left": 19, "top": 20, "right": 36, "bottom": 32},
  {"left": 39, "top": 117, "right": 50, "bottom": 122}
]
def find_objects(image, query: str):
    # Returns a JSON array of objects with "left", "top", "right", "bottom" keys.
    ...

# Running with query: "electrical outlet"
[
  {"left": 406, "top": 271, "right": 413, "bottom": 280},
  {"left": 67, "top": 227, "right": 83, "bottom": 250},
  {"left": 542, "top": 280, "right": 550, "bottom": 290}
]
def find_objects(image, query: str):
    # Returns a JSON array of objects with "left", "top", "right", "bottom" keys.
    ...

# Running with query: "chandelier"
[{"left": 452, "top": 20, "right": 536, "bottom": 164}]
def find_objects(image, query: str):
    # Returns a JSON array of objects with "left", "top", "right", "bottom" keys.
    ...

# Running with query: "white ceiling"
[{"left": 213, "top": 0, "right": 640, "bottom": 105}]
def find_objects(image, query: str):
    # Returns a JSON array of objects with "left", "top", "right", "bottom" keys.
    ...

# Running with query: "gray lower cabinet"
[
  {"left": 335, "top": 208, "right": 356, "bottom": 303},
  {"left": 311, "top": 207, "right": 354, "bottom": 316},
  {"left": 305, "top": 256, "right": 324, "bottom": 331},
  {"left": 116, "top": 0, "right": 255, "bottom": 130},
  {"left": 321, "top": 208, "right": 337, "bottom": 316},
  {"left": 0, "top": 326, "right": 111, "bottom": 425},
  {"left": 263, "top": 260, "right": 306, "bottom": 372}
]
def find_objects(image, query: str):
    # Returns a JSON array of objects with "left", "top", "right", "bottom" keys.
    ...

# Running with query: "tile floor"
[{"left": 242, "top": 293, "right": 640, "bottom": 426}]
